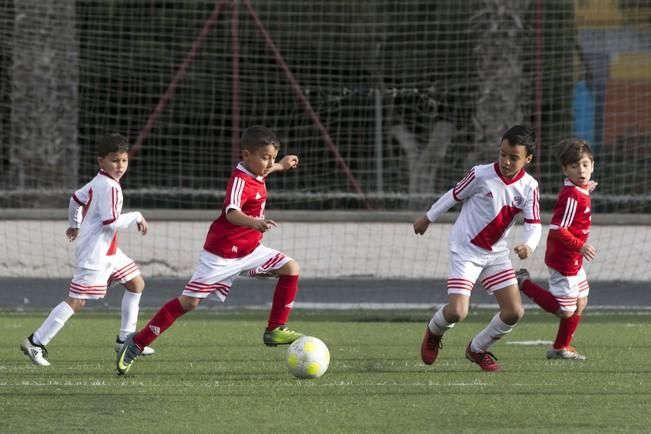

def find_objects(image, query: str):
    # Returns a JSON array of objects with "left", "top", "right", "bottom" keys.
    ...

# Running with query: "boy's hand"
[
  {"left": 514, "top": 244, "right": 532, "bottom": 259},
  {"left": 65, "top": 228, "right": 79, "bottom": 242},
  {"left": 413, "top": 216, "right": 431, "bottom": 235},
  {"left": 251, "top": 218, "right": 278, "bottom": 233},
  {"left": 137, "top": 217, "right": 148, "bottom": 235},
  {"left": 579, "top": 243, "right": 596, "bottom": 261},
  {"left": 278, "top": 155, "right": 299, "bottom": 171}
]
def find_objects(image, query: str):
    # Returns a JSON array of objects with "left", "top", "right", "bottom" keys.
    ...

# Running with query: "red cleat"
[
  {"left": 420, "top": 327, "right": 443, "bottom": 365},
  {"left": 465, "top": 341, "right": 502, "bottom": 372}
]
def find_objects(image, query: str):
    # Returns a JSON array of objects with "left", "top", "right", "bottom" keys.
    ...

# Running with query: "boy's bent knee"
[
  {"left": 178, "top": 295, "right": 200, "bottom": 312},
  {"left": 443, "top": 306, "right": 468, "bottom": 323},
  {"left": 556, "top": 309, "right": 574, "bottom": 319},
  {"left": 277, "top": 260, "right": 300, "bottom": 276},
  {"left": 501, "top": 307, "right": 524, "bottom": 324},
  {"left": 124, "top": 275, "right": 145, "bottom": 293},
  {"left": 65, "top": 297, "right": 86, "bottom": 311}
]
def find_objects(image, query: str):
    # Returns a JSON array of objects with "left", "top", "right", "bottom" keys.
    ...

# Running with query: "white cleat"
[
  {"left": 546, "top": 346, "right": 586, "bottom": 360},
  {"left": 115, "top": 337, "right": 155, "bottom": 356},
  {"left": 21, "top": 335, "right": 51, "bottom": 367}
]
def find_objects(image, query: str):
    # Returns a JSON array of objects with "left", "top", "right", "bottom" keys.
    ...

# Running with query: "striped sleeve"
[
  {"left": 523, "top": 185, "right": 541, "bottom": 224},
  {"left": 451, "top": 167, "right": 477, "bottom": 201},
  {"left": 224, "top": 176, "right": 247, "bottom": 213},
  {"left": 68, "top": 184, "right": 90, "bottom": 228},
  {"left": 550, "top": 196, "right": 577, "bottom": 229}
]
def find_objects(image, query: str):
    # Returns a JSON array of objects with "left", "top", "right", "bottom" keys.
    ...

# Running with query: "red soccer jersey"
[
  {"left": 203, "top": 164, "right": 267, "bottom": 258},
  {"left": 544, "top": 179, "right": 592, "bottom": 276}
]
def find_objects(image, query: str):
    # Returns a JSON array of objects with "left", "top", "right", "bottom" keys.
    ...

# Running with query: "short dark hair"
[
  {"left": 557, "top": 138, "right": 593, "bottom": 167},
  {"left": 96, "top": 133, "right": 129, "bottom": 157},
  {"left": 240, "top": 125, "right": 279, "bottom": 152},
  {"left": 502, "top": 125, "right": 536, "bottom": 157}
]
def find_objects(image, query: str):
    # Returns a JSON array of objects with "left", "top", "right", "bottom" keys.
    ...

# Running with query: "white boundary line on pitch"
[{"left": 290, "top": 302, "right": 651, "bottom": 311}]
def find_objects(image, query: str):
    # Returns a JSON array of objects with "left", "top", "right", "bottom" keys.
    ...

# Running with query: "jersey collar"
[
  {"left": 564, "top": 178, "right": 590, "bottom": 195},
  {"left": 236, "top": 162, "right": 265, "bottom": 181},
  {"left": 99, "top": 170, "right": 120, "bottom": 183},
  {"left": 493, "top": 162, "right": 525, "bottom": 185}
]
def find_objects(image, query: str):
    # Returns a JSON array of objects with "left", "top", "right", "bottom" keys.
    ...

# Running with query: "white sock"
[
  {"left": 428, "top": 307, "right": 455, "bottom": 336},
  {"left": 32, "top": 301, "right": 75, "bottom": 346},
  {"left": 119, "top": 290, "right": 142, "bottom": 341},
  {"left": 471, "top": 313, "right": 514, "bottom": 352}
]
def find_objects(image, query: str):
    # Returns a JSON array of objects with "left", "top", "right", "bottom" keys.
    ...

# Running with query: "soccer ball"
[{"left": 286, "top": 336, "right": 330, "bottom": 379}]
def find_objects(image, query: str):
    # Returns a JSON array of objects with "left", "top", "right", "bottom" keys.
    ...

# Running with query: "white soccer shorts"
[
  {"left": 68, "top": 248, "right": 140, "bottom": 300},
  {"left": 182, "top": 244, "right": 291, "bottom": 302},
  {"left": 547, "top": 267, "right": 589, "bottom": 313},
  {"left": 447, "top": 247, "right": 517, "bottom": 296}
]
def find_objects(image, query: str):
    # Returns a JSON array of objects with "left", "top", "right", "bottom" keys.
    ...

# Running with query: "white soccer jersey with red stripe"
[
  {"left": 449, "top": 162, "right": 541, "bottom": 253},
  {"left": 203, "top": 163, "right": 267, "bottom": 259},
  {"left": 69, "top": 171, "right": 123, "bottom": 269}
]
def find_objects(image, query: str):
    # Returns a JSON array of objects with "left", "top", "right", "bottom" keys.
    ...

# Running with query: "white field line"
[{"left": 290, "top": 302, "right": 651, "bottom": 311}]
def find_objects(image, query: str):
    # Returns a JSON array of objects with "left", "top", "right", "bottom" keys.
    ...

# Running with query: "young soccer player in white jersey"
[
  {"left": 117, "top": 125, "right": 303, "bottom": 375},
  {"left": 516, "top": 138, "right": 596, "bottom": 360},
  {"left": 414, "top": 125, "right": 541, "bottom": 372},
  {"left": 21, "top": 133, "right": 153, "bottom": 366}
]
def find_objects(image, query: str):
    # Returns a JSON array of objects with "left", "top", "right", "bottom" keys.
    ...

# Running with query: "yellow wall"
[
  {"left": 575, "top": 0, "right": 623, "bottom": 28},
  {"left": 575, "top": 0, "right": 651, "bottom": 29},
  {"left": 610, "top": 53, "right": 651, "bottom": 80}
]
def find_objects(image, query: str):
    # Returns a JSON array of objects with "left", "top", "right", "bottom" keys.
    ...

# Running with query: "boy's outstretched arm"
[
  {"left": 414, "top": 189, "right": 457, "bottom": 235},
  {"left": 268, "top": 155, "right": 299, "bottom": 174}
]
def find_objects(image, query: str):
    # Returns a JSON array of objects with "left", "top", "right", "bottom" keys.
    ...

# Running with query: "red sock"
[
  {"left": 521, "top": 280, "right": 560, "bottom": 314},
  {"left": 553, "top": 314, "right": 582, "bottom": 349},
  {"left": 134, "top": 298, "right": 187, "bottom": 349},
  {"left": 267, "top": 275, "right": 299, "bottom": 330}
]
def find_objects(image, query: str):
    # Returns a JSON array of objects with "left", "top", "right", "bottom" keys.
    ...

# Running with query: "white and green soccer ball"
[{"left": 286, "top": 336, "right": 330, "bottom": 379}]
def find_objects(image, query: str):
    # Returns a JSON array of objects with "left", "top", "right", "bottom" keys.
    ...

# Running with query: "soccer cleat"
[
  {"left": 20, "top": 334, "right": 51, "bottom": 367},
  {"left": 115, "top": 336, "right": 155, "bottom": 356},
  {"left": 263, "top": 326, "right": 303, "bottom": 347},
  {"left": 420, "top": 326, "right": 443, "bottom": 365},
  {"left": 515, "top": 268, "right": 531, "bottom": 289},
  {"left": 465, "top": 341, "right": 502, "bottom": 372},
  {"left": 546, "top": 346, "right": 586, "bottom": 360},
  {"left": 116, "top": 333, "right": 142, "bottom": 375}
]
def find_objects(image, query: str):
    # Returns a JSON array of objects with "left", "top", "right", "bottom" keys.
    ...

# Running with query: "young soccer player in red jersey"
[
  {"left": 117, "top": 125, "right": 302, "bottom": 375},
  {"left": 414, "top": 125, "right": 541, "bottom": 372},
  {"left": 516, "top": 138, "right": 596, "bottom": 360},
  {"left": 21, "top": 133, "right": 154, "bottom": 367}
]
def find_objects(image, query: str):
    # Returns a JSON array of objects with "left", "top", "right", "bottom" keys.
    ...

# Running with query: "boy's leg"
[
  {"left": 119, "top": 276, "right": 143, "bottom": 341},
  {"left": 552, "top": 313, "right": 582, "bottom": 350},
  {"left": 110, "top": 252, "right": 145, "bottom": 341},
  {"left": 109, "top": 254, "right": 157, "bottom": 356},
  {"left": 117, "top": 296, "right": 197, "bottom": 375},
  {"left": 546, "top": 270, "right": 588, "bottom": 360},
  {"left": 32, "top": 299, "right": 78, "bottom": 346},
  {"left": 471, "top": 284, "right": 522, "bottom": 352},
  {"left": 21, "top": 266, "right": 104, "bottom": 366},
  {"left": 466, "top": 263, "right": 522, "bottom": 372},
  {"left": 422, "top": 251, "right": 481, "bottom": 365},
  {"left": 420, "top": 296, "right": 465, "bottom": 365},
  {"left": 519, "top": 278, "right": 561, "bottom": 314},
  {"left": 263, "top": 260, "right": 303, "bottom": 346},
  {"left": 115, "top": 275, "right": 159, "bottom": 356},
  {"left": 133, "top": 296, "right": 195, "bottom": 350},
  {"left": 267, "top": 274, "right": 299, "bottom": 330},
  {"left": 21, "top": 298, "right": 80, "bottom": 366},
  {"left": 238, "top": 247, "right": 303, "bottom": 346}
]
